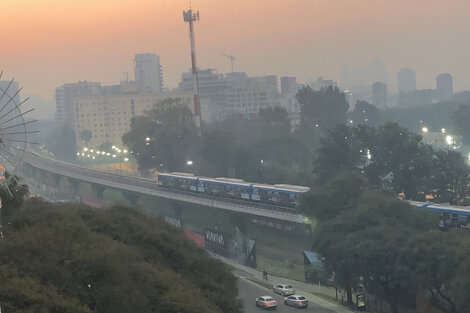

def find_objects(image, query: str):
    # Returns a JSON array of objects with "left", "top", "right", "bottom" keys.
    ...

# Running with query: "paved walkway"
[{"left": 215, "top": 254, "right": 354, "bottom": 313}]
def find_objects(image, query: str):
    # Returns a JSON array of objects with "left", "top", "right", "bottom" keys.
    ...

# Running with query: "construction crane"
[{"left": 221, "top": 53, "right": 235, "bottom": 75}]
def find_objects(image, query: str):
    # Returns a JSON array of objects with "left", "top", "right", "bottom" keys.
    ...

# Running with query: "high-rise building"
[
  {"left": 227, "top": 75, "right": 279, "bottom": 119},
  {"left": 397, "top": 68, "right": 416, "bottom": 94},
  {"left": 134, "top": 53, "right": 163, "bottom": 92},
  {"left": 280, "top": 76, "right": 297, "bottom": 95},
  {"left": 179, "top": 69, "right": 280, "bottom": 121},
  {"left": 372, "top": 82, "right": 387, "bottom": 107},
  {"left": 55, "top": 81, "right": 102, "bottom": 126},
  {"left": 436, "top": 73, "right": 453, "bottom": 101}
]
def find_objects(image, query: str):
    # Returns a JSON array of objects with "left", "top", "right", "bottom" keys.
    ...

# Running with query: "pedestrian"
[{"left": 262, "top": 270, "right": 268, "bottom": 280}]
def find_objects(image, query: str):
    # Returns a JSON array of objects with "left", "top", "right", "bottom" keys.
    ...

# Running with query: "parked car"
[
  {"left": 273, "top": 284, "right": 295, "bottom": 296},
  {"left": 284, "top": 295, "right": 308, "bottom": 308},
  {"left": 255, "top": 296, "right": 278, "bottom": 310}
]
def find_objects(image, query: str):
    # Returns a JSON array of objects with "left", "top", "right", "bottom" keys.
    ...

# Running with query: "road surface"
[{"left": 238, "top": 276, "right": 334, "bottom": 313}]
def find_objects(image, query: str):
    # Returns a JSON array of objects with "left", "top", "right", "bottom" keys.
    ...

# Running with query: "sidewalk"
[{"left": 215, "top": 254, "right": 354, "bottom": 313}]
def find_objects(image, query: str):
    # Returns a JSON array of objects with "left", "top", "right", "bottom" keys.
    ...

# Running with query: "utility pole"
[
  {"left": 183, "top": 8, "right": 203, "bottom": 135},
  {"left": 221, "top": 53, "right": 236, "bottom": 75}
]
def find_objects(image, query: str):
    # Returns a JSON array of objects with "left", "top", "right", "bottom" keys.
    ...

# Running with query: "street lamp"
[
  {"left": 446, "top": 135, "right": 454, "bottom": 145},
  {"left": 187, "top": 160, "right": 193, "bottom": 166},
  {"left": 421, "top": 126, "right": 429, "bottom": 133}
]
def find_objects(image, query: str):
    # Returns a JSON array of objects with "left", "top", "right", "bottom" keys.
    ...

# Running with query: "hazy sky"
[{"left": 1, "top": 0, "right": 469, "bottom": 99}]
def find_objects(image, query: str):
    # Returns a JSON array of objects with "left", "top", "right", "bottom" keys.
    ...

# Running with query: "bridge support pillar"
[
  {"left": 92, "top": 184, "right": 105, "bottom": 200},
  {"left": 122, "top": 191, "right": 139, "bottom": 206},
  {"left": 68, "top": 178, "right": 80, "bottom": 193}
]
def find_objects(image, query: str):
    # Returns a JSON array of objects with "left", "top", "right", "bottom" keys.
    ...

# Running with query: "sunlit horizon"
[{"left": 1, "top": 0, "right": 469, "bottom": 99}]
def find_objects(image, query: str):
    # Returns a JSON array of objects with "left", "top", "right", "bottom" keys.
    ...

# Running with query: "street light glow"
[
  {"left": 446, "top": 135, "right": 454, "bottom": 145},
  {"left": 187, "top": 160, "right": 193, "bottom": 166},
  {"left": 441, "top": 128, "right": 446, "bottom": 134},
  {"left": 124, "top": 158, "right": 129, "bottom": 162},
  {"left": 145, "top": 137, "right": 150, "bottom": 142},
  {"left": 421, "top": 126, "right": 429, "bottom": 133}
]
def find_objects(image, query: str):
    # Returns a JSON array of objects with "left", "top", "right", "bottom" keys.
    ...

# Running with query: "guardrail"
[{"left": 22, "top": 152, "right": 310, "bottom": 224}]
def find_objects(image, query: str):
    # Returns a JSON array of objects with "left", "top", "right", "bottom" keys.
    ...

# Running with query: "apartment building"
[{"left": 73, "top": 91, "right": 194, "bottom": 149}]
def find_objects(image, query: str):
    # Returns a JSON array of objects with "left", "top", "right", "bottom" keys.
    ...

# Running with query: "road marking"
[{"left": 239, "top": 276, "right": 271, "bottom": 292}]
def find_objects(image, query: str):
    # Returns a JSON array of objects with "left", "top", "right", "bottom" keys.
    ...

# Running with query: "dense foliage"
[
  {"left": 0, "top": 200, "right": 242, "bottom": 313},
  {"left": 302, "top": 172, "right": 470, "bottom": 313},
  {"left": 122, "top": 87, "right": 351, "bottom": 185},
  {"left": 315, "top": 122, "right": 470, "bottom": 204},
  {"left": 451, "top": 104, "right": 470, "bottom": 146}
]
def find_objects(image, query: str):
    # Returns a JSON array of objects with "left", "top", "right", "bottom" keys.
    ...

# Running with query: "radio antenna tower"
[{"left": 183, "top": 8, "right": 202, "bottom": 134}]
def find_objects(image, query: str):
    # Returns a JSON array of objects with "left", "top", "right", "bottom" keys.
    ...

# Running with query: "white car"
[
  {"left": 272, "top": 284, "right": 295, "bottom": 296},
  {"left": 284, "top": 295, "right": 308, "bottom": 308},
  {"left": 255, "top": 296, "right": 278, "bottom": 310}
]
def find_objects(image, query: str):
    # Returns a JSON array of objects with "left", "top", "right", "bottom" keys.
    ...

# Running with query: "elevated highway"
[{"left": 22, "top": 152, "right": 309, "bottom": 224}]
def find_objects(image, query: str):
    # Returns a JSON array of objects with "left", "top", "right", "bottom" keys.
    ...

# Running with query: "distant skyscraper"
[
  {"left": 280, "top": 76, "right": 297, "bottom": 95},
  {"left": 134, "top": 53, "right": 163, "bottom": 92},
  {"left": 436, "top": 73, "right": 453, "bottom": 101},
  {"left": 55, "top": 81, "right": 102, "bottom": 126},
  {"left": 372, "top": 82, "right": 387, "bottom": 107},
  {"left": 397, "top": 68, "right": 416, "bottom": 94}
]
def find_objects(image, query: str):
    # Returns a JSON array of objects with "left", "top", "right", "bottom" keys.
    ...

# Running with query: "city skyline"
[{"left": 1, "top": 0, "right": 469, "bottom": 99}]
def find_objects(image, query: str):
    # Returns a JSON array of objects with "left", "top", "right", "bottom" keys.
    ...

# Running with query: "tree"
[
  {"left": 448, "top": 251, "right": 470, "bottom": 313},
  {"left": 313, "top": 122, "right": 470, "bottom": 202},
  {"left": 1, "top": 200, "right": 242, "bottom": 313},
  {"left": 122, "top": 100, "right": 199, "bottom": 173},
  {"left": 349, "top": 100, "right": 381, "bottom": 126},
  {"left": 401, "top": 230, "right": 462, "bottom": 313},
  {"left": 200, "top": 130, "right": 239, "bottom": 177},
  {"left": 451, "top": 104, "right": 470, "bottom": 146},
  {"left": 46, "top": 125, "right": 77, "bottom": 162},
  {"left": 259, "top": 107, "right": 291, "bottom": 137},
  {"left": 296, "top": 85, "right": 349, "bottom": 131},
  {"left": 0, "top": 172, "right": 29, "bottom": 217},
  {"left": 79, "top": 129, "right": 92, "bottom": 147},
  {"left": 428, "top": 150, "right": 470, "bottom": 204},
  {"left": 313, "top": 125, "right": 366, "bottom": 182}
]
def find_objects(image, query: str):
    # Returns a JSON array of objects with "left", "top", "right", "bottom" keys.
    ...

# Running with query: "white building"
[
  {"left": 73, "top": 91, "right": 194, "bottom": 149},
  {"left": 179, "top": 69, "right": 280, "bottom": 122},
  {"left": 134, "top": 53, "right": 163, "bottom": 92},
  {"left": 55, "top": 81, "right": 102, "bottom": 126}
]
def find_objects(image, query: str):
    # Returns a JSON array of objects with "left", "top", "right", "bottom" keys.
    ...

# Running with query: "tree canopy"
[
  {"left": 122, "top": 100, "right": 199, "bottom": 173},
  {"left": 296, "top": 85, "right": 349, "bottom": 130},
  {"left": 451, "top": 103, "right": 470, "bottom": 146},
  {"left": 0, "top": 200, "right": 242, "bottom": 313},
  {"left": 301, "top": 171, "right": 470, "bottom": 313},
  {"left": 314, "top": 122, "right": 470, "bottom": 203}
]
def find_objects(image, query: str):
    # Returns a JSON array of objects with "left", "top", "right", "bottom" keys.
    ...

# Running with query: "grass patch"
[{"left": 256, "top": 255, "right": 305, "bottom": 282}]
